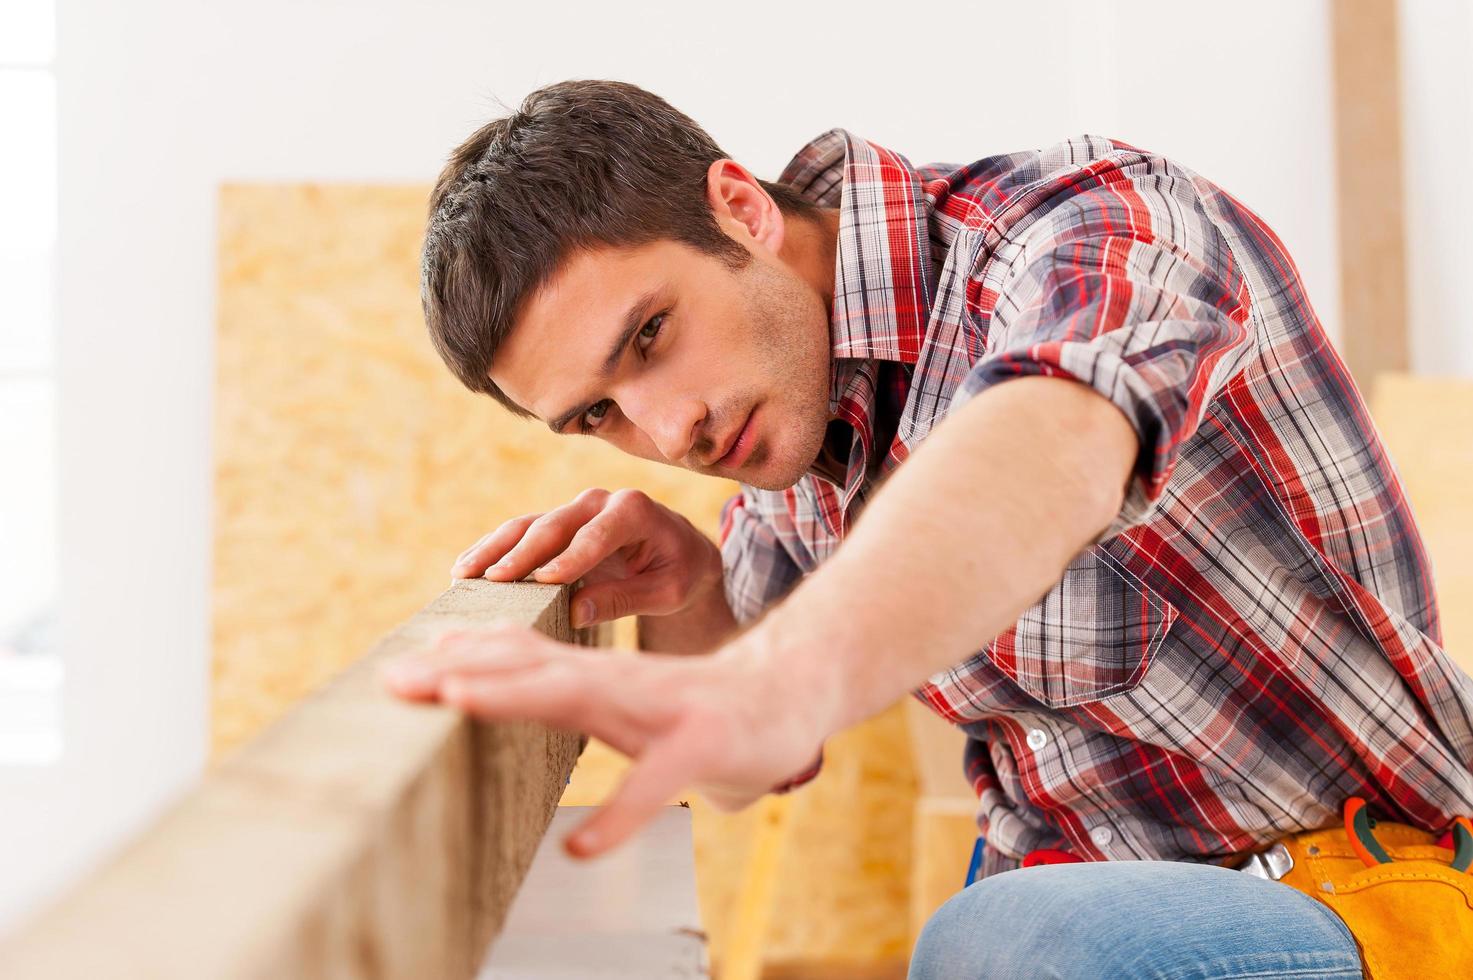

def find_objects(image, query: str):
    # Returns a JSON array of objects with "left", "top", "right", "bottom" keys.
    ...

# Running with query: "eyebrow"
[{"left": 546, "top": 288, "right": 661, "bottom": 434}]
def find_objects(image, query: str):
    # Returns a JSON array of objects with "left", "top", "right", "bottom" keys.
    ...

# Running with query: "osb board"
[
  {"left": 213, "top": 183, "right": 735, "bottom": 753},
  {"left": 1369, "top": 374, "right": 1473, "bottom": 670},
  {"left": 214, "top": 184, "right": 919, "bottom": 970}
]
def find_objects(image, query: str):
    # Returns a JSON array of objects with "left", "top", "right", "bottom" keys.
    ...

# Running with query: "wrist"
[
  {"left": 771, "top": 745, "right": 825, "bottom": 794},
  {"left": 716, "top": 607, "right": 850, "bottom": 746},
  {"left": 678, "top": 529, "right": 726, "bottom": 614}
]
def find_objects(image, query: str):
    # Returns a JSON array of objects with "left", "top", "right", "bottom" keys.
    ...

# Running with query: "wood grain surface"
[{"left": 0, "top": 580, "right": 588, "bottom": 979}]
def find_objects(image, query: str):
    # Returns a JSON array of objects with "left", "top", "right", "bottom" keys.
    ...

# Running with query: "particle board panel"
[
  {"left": 212, "top": 183, "right": 737, "bottom": 759},
  {"left": 1370, "top": 373, "right": 1473, "bottom": 670}
]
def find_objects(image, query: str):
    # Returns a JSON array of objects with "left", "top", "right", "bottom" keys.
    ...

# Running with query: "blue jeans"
[{"left": 908, "top": 860, "right": 1362, "bottom": 979}]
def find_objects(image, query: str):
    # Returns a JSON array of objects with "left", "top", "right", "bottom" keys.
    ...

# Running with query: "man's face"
[{"left": 492, "top": 235, "right": 834, "bottom": 491}]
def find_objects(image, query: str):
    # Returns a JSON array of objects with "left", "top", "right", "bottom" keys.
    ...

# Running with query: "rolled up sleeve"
[{"left": 950, "top": 228, "right": 1258, "bottom": 537}]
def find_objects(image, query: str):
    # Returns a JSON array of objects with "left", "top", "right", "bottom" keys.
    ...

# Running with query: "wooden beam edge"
[{"left": 0, "top": 580, "right": 590, "bottom": 979}]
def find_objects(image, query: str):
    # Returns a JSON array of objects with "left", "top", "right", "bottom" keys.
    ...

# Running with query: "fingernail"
[
  {"left": 538, "top": 560, "right": 560, "bottom": 575},
  {"left": 567, "top": 829, "right": 598, "bottom": 855},
  {"left": 573, "top": 599, "right": 595, "bottom": 628}
]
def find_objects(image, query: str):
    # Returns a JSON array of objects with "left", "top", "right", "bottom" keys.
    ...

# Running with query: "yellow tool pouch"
[{"left": 1272, "top": 800, "right": 1473, "bottom": 979}]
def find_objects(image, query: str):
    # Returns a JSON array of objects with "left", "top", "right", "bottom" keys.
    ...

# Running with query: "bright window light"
[
  {"left": 0, "top": 381, "right": 59, "bottom": 765},
  {"left": 1, "top": 0, "right": 60, "bottom": 768},
  {"left": 0, "top": 247, "right": 55, "bottom": 372},
  {"left": 0, "top": 70, "right": 57, "bottom": 249},
  {"left": 0, "top": 0, "right": 55, "bottom": 64}
]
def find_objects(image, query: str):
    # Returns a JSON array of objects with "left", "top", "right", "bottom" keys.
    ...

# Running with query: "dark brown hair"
[{"left": 420, "top": 79, "right": 820, "bottom": 416}]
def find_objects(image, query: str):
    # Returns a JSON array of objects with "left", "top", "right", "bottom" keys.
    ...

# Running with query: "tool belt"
[{"left": 1242, "top": 798, "right": 1473, "bottom": 979}]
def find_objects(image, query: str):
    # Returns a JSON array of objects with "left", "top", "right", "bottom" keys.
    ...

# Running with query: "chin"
[
  {"left": 741, "top": 430, "right": 827, "bottom": 491},
  {"left": 739, "top": 467, "right": 806, "bottom": 493}
]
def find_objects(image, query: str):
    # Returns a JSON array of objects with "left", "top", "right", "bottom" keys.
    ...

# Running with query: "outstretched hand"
[{"left": 379, "top": 623, "right": 825, "bottom": 858}]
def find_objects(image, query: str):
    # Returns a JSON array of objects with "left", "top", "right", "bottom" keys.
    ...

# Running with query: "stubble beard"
[{"left": 731, "top": 258, "right": 833, "bottom": 492}]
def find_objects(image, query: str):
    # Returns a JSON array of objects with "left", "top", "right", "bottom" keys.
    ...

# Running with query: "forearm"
[{"left": 730, "top": 376, "right": 1138, "bottom": 736}]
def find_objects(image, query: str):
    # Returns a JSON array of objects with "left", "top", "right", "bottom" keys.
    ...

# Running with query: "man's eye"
[
  {"left": 580, "top": 399, "right": 613, "bottom": 432},
  {"left": 637, "top": 313, "right": 665, "bottom": 350}
]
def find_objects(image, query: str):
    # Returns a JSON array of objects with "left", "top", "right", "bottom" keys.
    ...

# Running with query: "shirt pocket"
[{"left": 984, "top": 544, "right": 1178, "bottom": 708}]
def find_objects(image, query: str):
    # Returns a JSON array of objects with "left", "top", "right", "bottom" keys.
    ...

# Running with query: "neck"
[{"left": 780, "top": 206, "right": 841, "bottom": 315}]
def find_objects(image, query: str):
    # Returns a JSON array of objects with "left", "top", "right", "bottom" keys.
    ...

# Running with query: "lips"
[{"left": 714, "top": 409, "right": 757, "bottom": 470}]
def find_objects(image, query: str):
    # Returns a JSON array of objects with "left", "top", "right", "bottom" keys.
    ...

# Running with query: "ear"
[{"left": 705, "top": 158, "right": 786, "bottom": 256}]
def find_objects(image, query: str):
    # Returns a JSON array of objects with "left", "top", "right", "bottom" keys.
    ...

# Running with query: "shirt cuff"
[{"left": 770, "top": 746, "right": 824, "bottom": 794}]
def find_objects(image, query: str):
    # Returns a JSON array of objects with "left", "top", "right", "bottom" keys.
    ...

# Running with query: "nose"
[{"left": 620, "top": 386, "right": 705, "bottom": 463}]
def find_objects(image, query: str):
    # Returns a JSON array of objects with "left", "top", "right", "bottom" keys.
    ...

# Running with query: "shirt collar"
[
  {"left": 777, "top": 129, "right": 936, "bottom": 501},
  {"left": 778, "top": 128, "right": 936, "bottom": 387}
]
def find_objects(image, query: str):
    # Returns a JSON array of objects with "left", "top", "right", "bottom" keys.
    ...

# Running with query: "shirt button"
[
  {"left": 1026, "top": 728, "right": 1048, "bottom": 750},
  {"left": 1090, "top": 825, "right": 1114, "bottom": 848}
]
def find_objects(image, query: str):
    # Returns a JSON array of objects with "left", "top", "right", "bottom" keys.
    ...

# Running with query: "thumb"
[{"left": 571, "top": 574, "right": 679, "bottom": 627}]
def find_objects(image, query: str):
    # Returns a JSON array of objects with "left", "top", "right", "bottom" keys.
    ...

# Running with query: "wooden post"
[
  {"left": 0, "top": 580, "right": 592, "bottom": 979},
  {"left": 1331, "top": 0, "right": 1411, "bottom": 387}
]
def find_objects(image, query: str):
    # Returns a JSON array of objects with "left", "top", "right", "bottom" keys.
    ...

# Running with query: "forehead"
[{"left": 491, "top": 239, "right": 693, "bottom": 414}]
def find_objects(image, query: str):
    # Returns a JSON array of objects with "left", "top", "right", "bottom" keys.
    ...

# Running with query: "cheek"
[{"left": 606, "top": 423, "right": 663, "bottom": 462}]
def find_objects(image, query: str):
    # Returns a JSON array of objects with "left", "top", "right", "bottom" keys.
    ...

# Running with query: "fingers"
[
  {"left": 438, "top": 659, "right": 589, "bottom": 728},
  {"left": 379, "top": 624, "right": 562, "bottom": 700},
  {"left": 434, "top": 658, "right": 648, "bottom": 754},
  {"left": 569, "top": 574, "right": 682, "bottom": 628},
  {"left": 383, "top": 628, "right": 655, "bottom": 757},
  {"left": 564, "top": 729, "right": 702, "bottom": 858},
  {"left": 384, "top": 625, "right": 758, "bottom": 860},
  {"left": 531, "top": 507, "right": 635, "bottom": 585},
  {"left": 451, "top": 515, "right": 540, "bottom": 578},
  {"left": 484, "top": 489, "right": 612, "bottom": 582}
]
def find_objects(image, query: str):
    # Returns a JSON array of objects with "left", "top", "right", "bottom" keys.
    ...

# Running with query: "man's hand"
[
  {"left": 392, "top": 377, "right": 1134, "bottom": 860},
  {"left": 379, "top": 623, "right": 825, "bottom": 858},
  {"left": 452, "top": 488, "right": 724, "bottom": 631}
]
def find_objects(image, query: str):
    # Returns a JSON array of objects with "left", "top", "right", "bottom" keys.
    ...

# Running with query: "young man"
[{"left": 384, "top": 80, "right": 1473, "bottom": 976}]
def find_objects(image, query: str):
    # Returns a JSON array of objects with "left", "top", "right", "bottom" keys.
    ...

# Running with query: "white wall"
[
  {"left": 1400, "top": 0, "right": 1473, "bottom": 378},
  {"left": 0, "top": 0, "right": 1343, "bottom": 931}
]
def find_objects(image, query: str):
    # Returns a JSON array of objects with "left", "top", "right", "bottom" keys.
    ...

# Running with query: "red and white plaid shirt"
[{"left": 719, "top": 129, "right": 1473, "bottom": 875}]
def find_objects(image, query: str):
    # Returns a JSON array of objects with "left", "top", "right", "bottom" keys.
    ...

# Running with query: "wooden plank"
[
  {"left": 0, "top": 580, "right": 588, "bottom": 980},
  {"left": 1331, "top": 0, "right": 1410, "bottom": 386}
]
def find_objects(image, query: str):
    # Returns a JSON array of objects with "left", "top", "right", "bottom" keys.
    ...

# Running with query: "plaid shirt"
[{"left": 719, "top": 129, "right": 1473, "bottom": 876}]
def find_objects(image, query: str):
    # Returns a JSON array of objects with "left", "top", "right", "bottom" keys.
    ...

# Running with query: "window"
[{"left": 0, "top": 0, "right": 61, "bottom": 766}]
